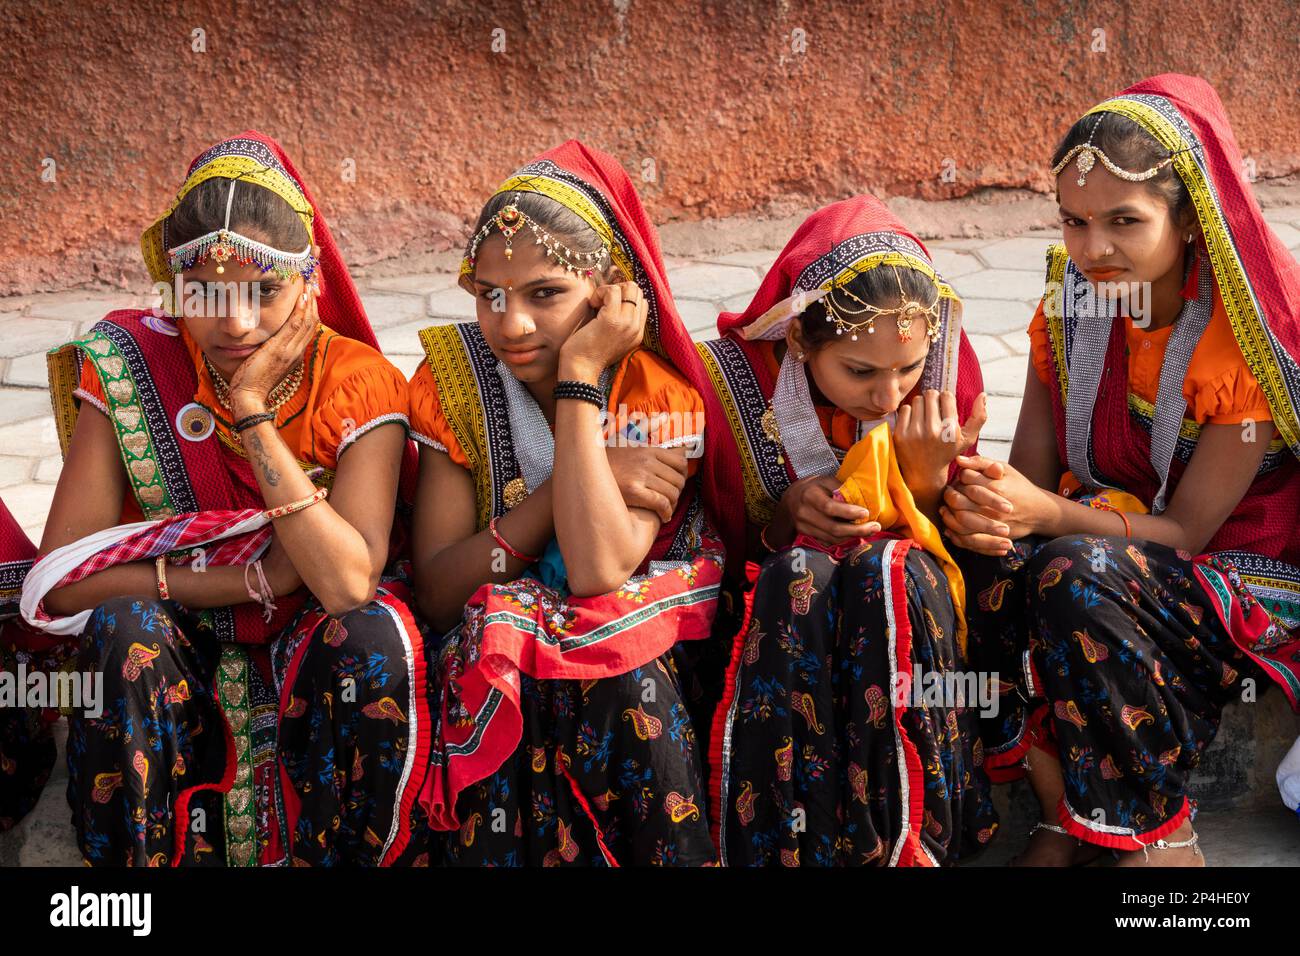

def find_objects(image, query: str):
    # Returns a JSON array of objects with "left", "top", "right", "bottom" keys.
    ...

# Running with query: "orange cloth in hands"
[{"left": 834, "top": 422, "right": 968, "bottom": 654}]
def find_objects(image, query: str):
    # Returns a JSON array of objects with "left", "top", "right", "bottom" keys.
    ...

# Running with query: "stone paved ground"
[{"left": 4, "top": 207, "right": 1300, "bottom": 864}]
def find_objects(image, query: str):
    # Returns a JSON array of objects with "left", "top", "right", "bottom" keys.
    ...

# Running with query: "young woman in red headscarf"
[
  {"left": 697, "top": 196, "right": 998, "bottom": 865},
  {"left": 26, "top": 134, "right": 428, "bottom": 866},
  {"left": 408, "top": 141, "right": 725, "bottom": 865},
  {"left": 943, "top": 75, "right": 1300, "bottom": 866}
]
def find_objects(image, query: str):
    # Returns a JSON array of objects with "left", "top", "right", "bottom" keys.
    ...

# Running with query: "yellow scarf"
[{"left": 834, "top": 423, "right": 968, "bottom": 654}]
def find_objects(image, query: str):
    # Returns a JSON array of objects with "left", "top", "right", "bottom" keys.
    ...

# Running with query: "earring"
[{"left": 796, "top": 351, "right": 806, "bottom": 362}]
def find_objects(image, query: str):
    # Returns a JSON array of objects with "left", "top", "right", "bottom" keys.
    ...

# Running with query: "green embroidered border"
[
  {"left": 47, "top": 331, "right": 176, "bottom": 519},
  {"left": 217, "top": 645, "right": 257, "bottom": 867}
]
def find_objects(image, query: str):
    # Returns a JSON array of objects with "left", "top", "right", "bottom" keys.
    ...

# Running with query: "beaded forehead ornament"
[
  {"left": 466, "top": 192, "right": 610, "bottom": 278},
  {"left": 1052, "top": 113, "right": 1182, "bottom": 188},
  {"left": 166, "top": 178, "right": 319, "bottom": 281},
  {"left": 821, "top": 263, "right": 943, "bottom": 343}
]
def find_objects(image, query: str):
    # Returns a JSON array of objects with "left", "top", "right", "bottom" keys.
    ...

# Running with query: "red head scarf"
[{"left": 706, "top": 195, "right": 984, "bottom": 568}]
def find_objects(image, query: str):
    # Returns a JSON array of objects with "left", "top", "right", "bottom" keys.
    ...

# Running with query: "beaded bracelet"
[
  {"left": 553, "top": 380, "right": 604, "bottom": 409},
  {"left": 489, "top": 516, "right": 539, "bottom": 563},
  {"left": 264, "top": 486, "right": 328, "bottom": 521},
  {"left": 233, "top": 411, "right": 276, "bottom": 432},
  {"left": 155, "top": 555, "right": 170, "bottom": 601}
]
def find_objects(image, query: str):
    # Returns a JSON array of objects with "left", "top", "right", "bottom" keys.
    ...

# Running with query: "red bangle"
[
  {"left": 264, "top": 486, "right": 328, "bottom": 521},
  {"left": 489, "top": 516, "right": 539, "bottom": 563},
  {"left": 1090, "top": 500, "right": 1132, "bottom": 538}
]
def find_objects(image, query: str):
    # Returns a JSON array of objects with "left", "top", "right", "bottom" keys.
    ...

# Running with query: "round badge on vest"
[{"left": 176, "top": 402, "right": 215, "bottom": 442}]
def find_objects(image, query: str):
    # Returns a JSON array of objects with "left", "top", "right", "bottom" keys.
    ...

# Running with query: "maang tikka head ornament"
[
  {"left": 1052, "top": 112, "right": 1179, "bottom": 188},
  {"left": 166, "top": 178, "right": 318, "bottom": 282},
  {"left": 467, "top": 192, "right": 611, "bottom": 278},
  {"left": 820, "top": 264, "right": 943, "bottom": 344}
]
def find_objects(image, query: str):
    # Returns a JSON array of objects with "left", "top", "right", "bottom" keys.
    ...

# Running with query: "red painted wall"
[{"left": 2, "top": 0, "right": 1297, "bottom": 294}]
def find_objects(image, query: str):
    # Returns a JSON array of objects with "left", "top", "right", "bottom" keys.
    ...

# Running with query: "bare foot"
[
  {"left": 1114, "top": 821, "right": 1204, "bottom": 867},
  {"left": 1010, "top": 823, "right": 1107, "bottom": 867}
]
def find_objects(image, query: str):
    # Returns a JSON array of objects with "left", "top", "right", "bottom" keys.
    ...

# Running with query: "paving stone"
[
  {"left": 24, "top": 293, "right": 141, "bottom": 324},
  {"left": 929, "top": 237, "right": 992, "bottom": 252},
  {"left": 719, "top": 292, "right": 755, "bottom": 315},
  {"left": 960, "top": 298, "right": 1037, "bottom": 337},
  {"left": 0, "top": 387, "right": 53, "bottom": 423},
  {"left": 1263, "top": 206, "right": 1300, "bottom": 227},
  {"left": 977, "top": 438, "right": 1012, "bottom": 463},
  {"left": 982, "top": 394, "right": 1023, "bottom": 442},
  {"left": 33, "top": 455, "right": 62, "bottom": 484},
  {"left": 358, "top": 291, "right": 430, "bottom": 330},
  {"left": 950, "top": 267, "right": 1046, "bottom": 302},
  {"left": 0, "top": 455, "right": 33, "bottom": 488},
  {"left": 996, "top": 332, "right": 1031, "bottom": 357},
  {"left": 929, "top": 248, "right": 983, "bottom": 278},
  {"left": 668, "top": 264, "right": 762, "bottom": 302},
  {"left": 675, "top": 298, "right": 720, "bottom": 337},
  {"left": 979, "top": 354, "right": 1031, "bottom": 398},
  {"left": 1268, "top": 222, "right": 1300, "bottom": 249},
  {"left": 0, "top": 416, "right": 62, "bottom": 461},
  {"left": 363, "top": 273, "right": 458, "bottom": 296},
  {"left": 0, "top": 317, "right": 75, "bottom": 359},
  {"left": 376, "top": 318, "right": 436, "bottom": 355},
  {"left": 702, "top": 249, "right": 778, "bottom": 272},
  {"left": 0, "top": 720, "right": 80, "bottom": 867},
  {"left": 975, "top": 235, "right": 1061, "bottom": 271},
  {"left": 967, "top": 333, "right": 1010, "bottom": 363},
  {"left": 390, "top": 353, "right": 426, "bottom": 380},
  {"left": 1, "top": 480, "right": 57, "bottom": 531},
  {"left": 424, "top": 287, "right": 478, "bottom": 320},
  {"left": 2, "top": 352, "right": 50, "bottom": 388}
]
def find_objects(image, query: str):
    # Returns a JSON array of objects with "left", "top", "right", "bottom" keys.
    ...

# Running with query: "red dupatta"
[{"left": 1038, "top": 74, "right": 1300, "bottom": 705}]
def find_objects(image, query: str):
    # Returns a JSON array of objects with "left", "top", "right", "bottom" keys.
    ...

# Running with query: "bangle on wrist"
[
  {"left": 1089, "top": 499, "right": 1132, "bottom": 538},
  {"left": 489, "top": 516, "right": 539, "bottom": 564},
  {"left": 760, "top": 522, "right": 781, "bottom": 553},
  {"left": 233, "top": 411, "right": 276, "bottom": 432},
  {"left": 553, "top": 380, "right": 604, "bottom": 409},
  {"left": 155, "top": 555, "right": 170, "bottom": 601},
  {"left": 264, "top": 487, "right": 328, "bottom": 520}
]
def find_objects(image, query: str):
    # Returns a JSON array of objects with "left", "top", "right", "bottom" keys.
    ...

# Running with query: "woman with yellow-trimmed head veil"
[
  {"left": 945, "top": 74, "right": 1300, "bottom": 866},
  {"left": 696, "top": 194, "right": 998, "bottom": 866},
  {"left": 27, "top": 133, "right": 429, "bottom": 866},
  {"left": 408, "top": 140, "right": 725, "bottom": 865}
]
